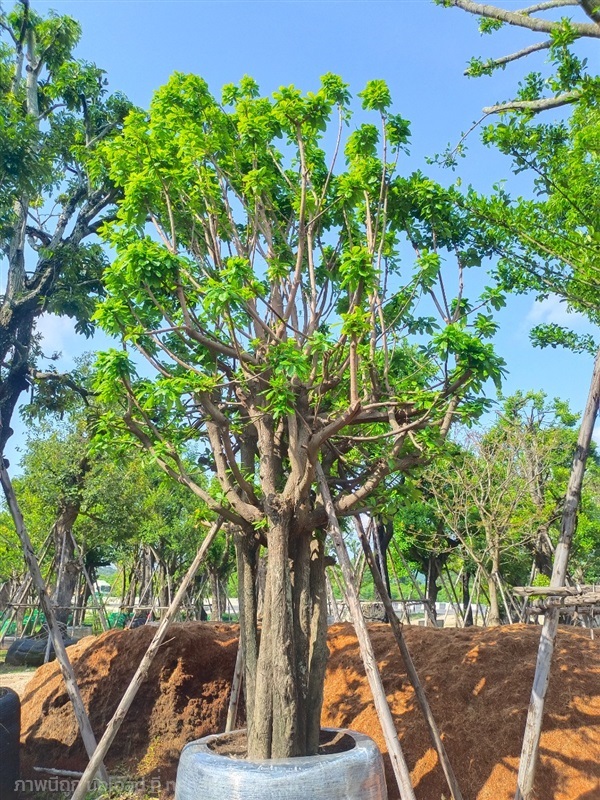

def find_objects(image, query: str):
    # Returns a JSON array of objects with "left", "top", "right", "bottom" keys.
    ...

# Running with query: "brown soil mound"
[{"left": 20, "top": 623, "right": 600, "bottom": 800}]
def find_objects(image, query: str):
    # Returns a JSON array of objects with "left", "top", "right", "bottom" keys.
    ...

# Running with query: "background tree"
[
  {"left": 92, "top": 73, "right": 505, "bottom": 759},
  {"left": 0, "top": 0, "right": 129, "bottom": 456}
]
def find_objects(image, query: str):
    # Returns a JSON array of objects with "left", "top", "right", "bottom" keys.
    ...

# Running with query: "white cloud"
[
  {"left": 526, "top": 295, "right": 588, "bottom": 329},
  {"left": 34, "top": 314, "right": 78, "bottom": 368}
]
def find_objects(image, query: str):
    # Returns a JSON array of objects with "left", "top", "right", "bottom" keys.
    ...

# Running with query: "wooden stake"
[
  {"left": 515, "top": 346, "right": 600, "bottom": 800},
  {"left": 70, "top": 518, "right": 223, "bottom": 800},
  {"left": 225, "top": 642, "right": 244, "bottom": 733},
  {"left": 0, "top": 463, "right": 109, "bottom": 784},
  {"left": 353, "top": 516, "right": 464, "bottom": 800},
  {"left": 316, "top": 465, "right": 417, "bottom": 800}
]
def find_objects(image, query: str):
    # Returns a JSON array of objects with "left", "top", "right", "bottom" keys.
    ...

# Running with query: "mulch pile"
[{"left": 19, "top": 622, "right": 600, "bottom": 799}]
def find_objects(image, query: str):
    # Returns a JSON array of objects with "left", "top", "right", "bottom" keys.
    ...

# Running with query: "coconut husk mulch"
[{"left": 18, "top": 622, "right": 600, "bottom": 799}]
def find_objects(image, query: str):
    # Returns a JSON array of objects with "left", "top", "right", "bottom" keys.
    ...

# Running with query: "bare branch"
[
  {"left": 466, "top": 39, "right": 553, "bottom": 75},
  {"left": 520, "top": 0, "right": 578, "bottom": 13},
  {"left": 483, "top": 89, "right": 581, "bottom": 114},
  {"left": 449, "top": 0, "right": 600, "bottom": 37}
]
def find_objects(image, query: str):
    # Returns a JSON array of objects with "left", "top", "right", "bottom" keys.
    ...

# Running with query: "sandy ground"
[{"left": 0, "top": 663, "right": 36, "bottom": 696}]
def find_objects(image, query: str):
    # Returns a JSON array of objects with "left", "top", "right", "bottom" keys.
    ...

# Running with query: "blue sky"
[{"left": 6, "top": 0, "right": 598, "bottom": 464}]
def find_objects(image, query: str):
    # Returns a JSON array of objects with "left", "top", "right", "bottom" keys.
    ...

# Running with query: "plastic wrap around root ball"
[{"left": 175, "top": 728, "right": 388, "bottom": 800}]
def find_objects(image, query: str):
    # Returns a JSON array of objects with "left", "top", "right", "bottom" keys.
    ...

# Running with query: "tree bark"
[
  {"left": 425, "top": 554, "right": 440, "bottom": 626},
  {"left": 462, "top": 570, "right": 474, "bottom": 627},
  {"left": 52, "top": 503, "right": 81, "bottom": 625}
]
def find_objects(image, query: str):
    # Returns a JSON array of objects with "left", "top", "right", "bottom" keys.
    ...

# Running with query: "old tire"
[
  {"left": 175, "top": 728, "right": 388, "bottom": 800},
  {"left": 5, "top": 636, "right": 77, "bottom": 667},
  {"left": 0, "top": 687, "right": 21, "bottom": 798}
]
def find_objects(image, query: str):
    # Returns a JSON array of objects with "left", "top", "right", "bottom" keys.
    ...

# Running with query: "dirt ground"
[
  {"left": 16, "top": 622, "right": 600, "bottom": 800},
  {"left": 0, "top": 660, "right": 36, "bottom": 696}
]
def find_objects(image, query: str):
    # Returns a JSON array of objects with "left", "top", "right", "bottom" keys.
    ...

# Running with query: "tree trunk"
[
  {"left": 462, "top": 570, "right": 474, "bottom": 626},
  {"left": 425, "top": 554, "right": 440, "bottom": 626},
  {"left": 244, "top": 510, "right": 328, "bottom": 760},
  {"left": 487, "top": 548, "right": 502, "bottom": 626},
  {"left": 209, "top": 568, "right": 222, "bottom": 621},
  {"left": 533, "top": 524, "right": 554, "bottom": 579},
  {"left": 51, "top": 502, "right": 81, "bottom": 626},
  {"left": 374, "top": 517, "right": 393, "bottom": 618},
  {"left": 486, "top": 574, "right": 501, "bottom": 626}
]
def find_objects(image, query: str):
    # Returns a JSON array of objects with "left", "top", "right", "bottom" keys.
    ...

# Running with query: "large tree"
[
  {"left": 92, "top": 73, "right": 504, "bottom": 759},
  {"left": 0, "top": 0, "right": 129, "bottom": 456}
]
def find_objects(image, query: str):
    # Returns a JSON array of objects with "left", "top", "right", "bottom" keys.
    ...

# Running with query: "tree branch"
[
  {"left": 520, "top": 0, "right": 578, "bottom": 13},
  {"left": 483, "top": 89, "right": 581, "bottom": 114},
  {"left": 579, "top": 0, "right": 600, "bottom": 25},
  {"left": 466, "top": 39, "right": 553, "bottom": 75},
  {"left": 449, "top": 0, "right": 600, "bottom": 36}
]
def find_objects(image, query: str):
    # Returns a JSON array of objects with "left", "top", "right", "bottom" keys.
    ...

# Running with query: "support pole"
[
  {"left": 0, "top": 462, "right": 109, "bottom": 784},
  {"left": 70, "top": 518, "right": 223, "bottom": 800},
  {"left": 225, "top": 642, "right": 244, "bottom": 733},
  {"left": 515, "top": 346, "right": 600, "bottom": 800},
  {"left": 316, "top": 465, "right": 417, "bottom": 800},
  {"left": 353, "top": 517, "right": 464, "bottom": 800}
]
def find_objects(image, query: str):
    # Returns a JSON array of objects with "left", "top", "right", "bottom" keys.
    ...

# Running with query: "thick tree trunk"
[{"left": 244, "top": 511, "right": 329, "bottom": 760}]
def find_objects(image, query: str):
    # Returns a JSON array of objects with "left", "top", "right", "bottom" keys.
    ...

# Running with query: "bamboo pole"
[
  {"left": 225, "top": 642, "right": 244, "bottom": 733},
  {"left": 70, "top": 518, "right": 223, "bottom": 800},
  {"left": 515, "top": 346, "right": 600, "bottom": 800},
  {"left": 0, "top": 463, "right": 109, "bottom": 784},
  {"left": 316, "top": 465, "right": 417, "bottom": 800},
  {"left": 353, "top": 517, "right": 464, "bottom": 800}
]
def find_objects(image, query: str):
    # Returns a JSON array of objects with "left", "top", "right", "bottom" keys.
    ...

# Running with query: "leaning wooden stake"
[
  {"left": 225, "top": 641, "right": 244, "bottom": 733},
  {"left": 70, "top": 518, "right": 223, "bottom": 800},
  {"left": 0, "top": 463, "right": 109, "bottom": 784},
  {"left": 316, "top": 464, "right": 417, "bottom": 800},
  {"left": 515, "top": 346, "right": 600, "bottom": 800},
  {"left": 353, "top": 516, "right": 464, "bottom": 800}
]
